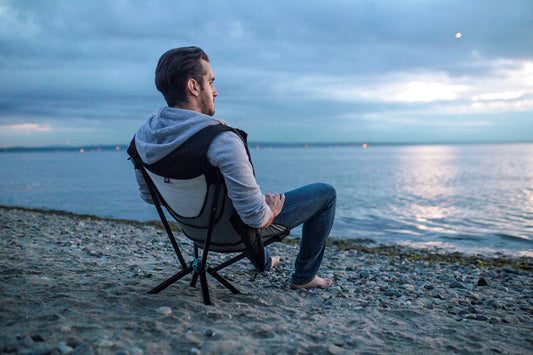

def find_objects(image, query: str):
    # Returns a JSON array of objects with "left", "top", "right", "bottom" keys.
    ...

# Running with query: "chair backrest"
[{"left": 144, "top": 169, "right": 253, "bottom": 253}]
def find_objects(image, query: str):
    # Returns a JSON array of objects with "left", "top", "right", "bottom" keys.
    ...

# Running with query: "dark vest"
[{"left": 127, "top": 124, "right": 253, "bottom": 183}]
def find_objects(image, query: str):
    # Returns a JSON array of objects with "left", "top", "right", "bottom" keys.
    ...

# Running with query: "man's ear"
[{"left": 186, "top": 78, "right": 200, "bottom": 97}]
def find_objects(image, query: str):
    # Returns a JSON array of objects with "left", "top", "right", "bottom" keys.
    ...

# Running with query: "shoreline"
[
  {"left": 1, "top": 206, "right": 532, "bottom": 354},
  {"left": 2, "top": 204, "right": 532, "bottom": 273}
]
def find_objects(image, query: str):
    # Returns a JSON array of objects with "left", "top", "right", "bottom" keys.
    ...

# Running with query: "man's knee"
[
  {"left": 313, "top": 183, "right": 336, "bottom": 209},
  {"left": 317, "top": 183, "right": 336, "bottom": 200}
]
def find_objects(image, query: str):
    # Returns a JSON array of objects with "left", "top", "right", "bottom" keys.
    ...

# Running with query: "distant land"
[{"left": 1, "top": 141, "right": 532, "bottom": 153}]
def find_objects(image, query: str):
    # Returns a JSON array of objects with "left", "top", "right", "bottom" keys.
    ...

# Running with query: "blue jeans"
[{"left": 264, "top": 183, "right": 336, "bottom": 285}]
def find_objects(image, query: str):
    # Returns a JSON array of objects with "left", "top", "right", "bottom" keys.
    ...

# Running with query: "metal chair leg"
[
  {"left": 148, "top": 267, "right": 192, "bottom": 294},
  {"left": 208, "top": 269, "right": 241, "bottom": 294},
  {"left": 199, "top": 270, "right": 211, "bottom": 305}
]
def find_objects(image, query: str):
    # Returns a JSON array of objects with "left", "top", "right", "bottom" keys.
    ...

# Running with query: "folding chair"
[{"left": 137, "top": 166, "right": 290, "bottom": 305}]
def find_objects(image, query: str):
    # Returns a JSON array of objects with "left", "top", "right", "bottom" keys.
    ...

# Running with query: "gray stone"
[
  {"left": 502, "top": 266, "right": 519, "bottom": 274},
  {"left": 477, "top": 277, "right": 489, "bottom": 286},
  {"left": 449, "top": 281, "right": 465, "bottom": 289},
  {"left": 203, "top": 329, "right": 216, "bottom": 337},
  {"left": 55, "top": 341, "right": 74, "bottom": 355},
  {"left": 156, "top": 306, "right": 172, "bottom": 316},
  {"left": 384, "top": 289, "right": 402, "bottom": 297}
]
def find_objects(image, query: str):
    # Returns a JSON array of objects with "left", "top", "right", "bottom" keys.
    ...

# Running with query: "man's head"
[{"left": 155, "top": 46, "right": 218, "bottom": 115}]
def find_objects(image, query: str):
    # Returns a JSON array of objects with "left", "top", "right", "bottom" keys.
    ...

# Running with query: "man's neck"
[{"left": 171, "top": 102, "right": 201, "bottom": 114}]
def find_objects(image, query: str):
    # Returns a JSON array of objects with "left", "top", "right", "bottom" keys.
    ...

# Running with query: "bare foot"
[
  {"left": 290, "top": 276, "right": 333, "bottom": 290},
  {"left": 271, "top": 256, "right": 280, "bottom": 269}
]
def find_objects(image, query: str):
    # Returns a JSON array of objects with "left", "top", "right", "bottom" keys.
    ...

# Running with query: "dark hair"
[{"left": 155, "top": 46, "right": 210, "bottom": 107}]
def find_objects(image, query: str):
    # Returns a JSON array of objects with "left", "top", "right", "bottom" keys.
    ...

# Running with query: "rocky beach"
[{"left": 1, "top": 206, "right": 532, "bottom": 354}]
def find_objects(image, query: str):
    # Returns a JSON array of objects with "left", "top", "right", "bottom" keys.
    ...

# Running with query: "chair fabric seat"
[
  {"left": 135, "top": 167, "right": 289, "bottom": 305},
  {"left": 148, "top": 170, "right": 287, "bottom": 253}
]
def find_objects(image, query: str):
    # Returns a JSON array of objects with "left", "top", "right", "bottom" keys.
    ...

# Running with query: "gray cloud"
[{"left": 1, "top": 0, "right": 532, "bottom": 146}]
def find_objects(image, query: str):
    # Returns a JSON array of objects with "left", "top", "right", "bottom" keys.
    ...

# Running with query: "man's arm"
[{"left": 207, "top": 131, "right": 283, "bottom": 228}]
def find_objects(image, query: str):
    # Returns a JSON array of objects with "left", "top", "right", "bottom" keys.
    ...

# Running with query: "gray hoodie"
[{"left": 133, "top": 106, "right": 271, "bottom": 228}]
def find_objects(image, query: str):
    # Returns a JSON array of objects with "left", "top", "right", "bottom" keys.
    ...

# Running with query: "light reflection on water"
[
  {"left": 396, "top": 145, "right": 459, "bottom": 236},
  {"left": 0, "top": 143, "right": 532, "bottom": 256}
]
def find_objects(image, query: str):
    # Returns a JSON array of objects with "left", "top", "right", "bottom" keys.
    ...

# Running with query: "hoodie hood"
[{"left": 135, "top": 106, "right": 227, "bottom": 164}]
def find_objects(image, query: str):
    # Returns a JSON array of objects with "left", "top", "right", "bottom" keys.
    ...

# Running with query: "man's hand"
[{"left": 262, "top": 193, "right": 285, "bottom": 228}]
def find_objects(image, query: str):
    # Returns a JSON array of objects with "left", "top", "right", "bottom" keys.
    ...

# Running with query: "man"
[{"left": 131, "top": 46, "right": 335, "bottom": 289}]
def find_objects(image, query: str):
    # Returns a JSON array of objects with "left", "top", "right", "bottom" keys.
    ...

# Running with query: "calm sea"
[{"left": 1, "top": 144, "right": 532, "bottom": 256}]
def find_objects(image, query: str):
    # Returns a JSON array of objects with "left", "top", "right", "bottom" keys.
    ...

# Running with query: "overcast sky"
[{"left": 1, "top": 0, "right": 532, "bottom": 147}]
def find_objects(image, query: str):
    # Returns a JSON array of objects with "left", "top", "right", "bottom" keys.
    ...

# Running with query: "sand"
[{"left": 1, "top": 206, "right": 532, "bottom": 354}]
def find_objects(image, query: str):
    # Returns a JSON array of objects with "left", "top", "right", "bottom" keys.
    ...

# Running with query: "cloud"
[
  {"left": 0, "top": 0, "right": 532, "bottom": 146},
  {"left": 1, "top": 123, "right": 50, "bottom": 132}
]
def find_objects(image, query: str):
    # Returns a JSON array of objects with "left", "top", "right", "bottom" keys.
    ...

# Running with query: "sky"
[{"left": 0, "top": 0, "right": 532, "bottom": 147}]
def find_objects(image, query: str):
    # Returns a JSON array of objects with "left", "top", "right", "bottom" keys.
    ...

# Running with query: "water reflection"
[{"left": 397, "top": 145, "right": 459, "bottom": 234}]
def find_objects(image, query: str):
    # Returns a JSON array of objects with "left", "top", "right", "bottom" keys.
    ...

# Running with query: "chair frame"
[{"left": 139, "top": 166, "right": 284, "bottom": 305}]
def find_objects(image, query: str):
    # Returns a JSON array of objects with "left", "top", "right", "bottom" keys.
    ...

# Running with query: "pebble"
[
  {"left": 384, "top": 289, "right": 402, "bottom": 298},
  {"left": 329, "top": 286, "right": 342, "bottom": 293},
  {"left": 55, "top": 341, "right": 74, "bottom": 355},
  {"left": 203, "top": 328, "right": 216, "bottom": 337},
  {"left": 94, "top": 338, "right": 114, "bottom": 348},
  {"left": 477, "top": 277, "right": 489, "bottom": 286},
  {"left": 156, "top": 306, "right": 172, "bottom": 316},
  {"left": 449, "top": 281, "right": 466, "bottom": 289},
  {"left": 402, "top": 284, "right": 415, "bottom": 292},
  {"left": 503, "top": 266, "right": 519, "bottom": 274}
]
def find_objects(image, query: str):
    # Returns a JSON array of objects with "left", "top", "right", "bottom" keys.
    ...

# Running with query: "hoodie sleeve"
[
  {"left": 133, "top": 167, "right": 154, "bottom": 204},
  {"left": 207, "top": 131, "right": 272, "bottom": 228}
]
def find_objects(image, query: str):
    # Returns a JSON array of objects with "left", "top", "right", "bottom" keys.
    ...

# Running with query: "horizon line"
[{"left": 1, "top": 140, "right": 533, "bottom": 152}]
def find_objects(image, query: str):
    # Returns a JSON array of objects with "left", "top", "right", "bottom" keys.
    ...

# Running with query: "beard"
[{"left": 199, "top": 92, "right": 215, "bottom": 116}]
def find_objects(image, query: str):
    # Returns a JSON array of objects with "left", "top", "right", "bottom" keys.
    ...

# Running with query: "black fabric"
[
  {"left": 127, "top": 125, "right": 252, "bottom": 183},
  {"left": 127, "top": 124, "right": 268, "bottom": 271}
]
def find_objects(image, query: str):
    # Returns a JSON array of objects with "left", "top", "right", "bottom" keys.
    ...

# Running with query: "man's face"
[{"left": 199, "top": 60, "right": 218, "bottom": 116}]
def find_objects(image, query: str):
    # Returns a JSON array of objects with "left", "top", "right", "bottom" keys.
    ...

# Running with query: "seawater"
[{"left": 1, "top": 144, "right": 532, "bottom": 256}]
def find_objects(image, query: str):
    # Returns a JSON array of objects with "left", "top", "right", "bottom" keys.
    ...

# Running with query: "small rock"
[
  {"left": 447, "top": 298, "right": 460, "bottom": 306},
  {"left": 477, "top": 277, "right": 489, "bottom": 286},
  {"left": 502, "top": 266, "right": 518, "bottom": 274},
  {"left": 56, "top": 341, "right": 74, "bottom": 355},
  {"left": 60, "top": 325, "right": 72, "bottom": 332},
  {"left": 203, "top": 329, "right": 216, "bottom": 337},
  {"left": 402, "top": 284, "right": 415, "bottom": 292},
  {"left": 31, "top": 334, "right": 45, "bottom": 342},
  {"left": 466, "top": 292, "right": 481, "bottom": 300},
  {"left": 384, "top": 289, "right": 402, "bottom": 297},
  {"left": 94, "top": 338, "right": 114, "bottom": 348},
  {"left": 329, "top": 286, "right": 342, "bottom": 293},
  {"left": 66, "top": 336, "right": 84, "bottom": 349},
  {"left": 449, "top": 281, "right": 465, "bottom": 289},
  {"left": 189, "top": 347, "right": 201, "bottom": 355},
  {"left": 156, "top": 306, "right": 172, "bottom": 316},
  {"left": 19, "top": 336, "right": 34, "bottom": 347},
  {"left": 332, "top": 335, "right": 345, "bottom": 347},
  {"left": 128, "top": 347, "right": 144, "bottom": 355},
  {"left": 487, "top": 299, "right": 500, "bottom": 309},
  {"left": 359, "top": 271, "right": 370, "bottom": 278}
]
